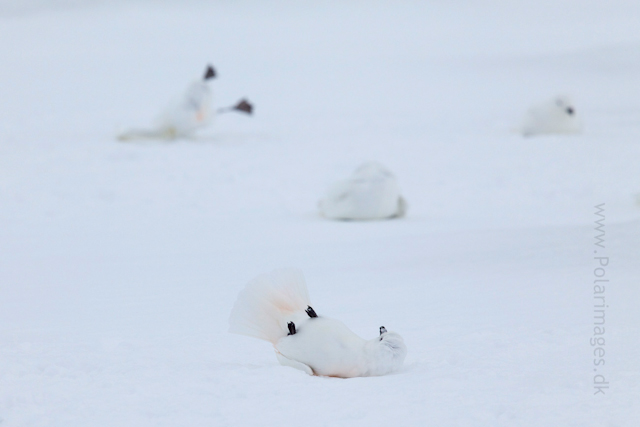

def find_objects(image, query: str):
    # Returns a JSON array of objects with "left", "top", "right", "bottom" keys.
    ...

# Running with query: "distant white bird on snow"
[
  {"left": 228, "top": 269, "right": 407, "bottom": 378},
  {"left": 319, "top": 162, "right": 407, "bottom": 220},
  {"left": 519, "top": 96, "right": 582, "bottom": 137},
  {"left": 118, "top": 64, "right": 252, "bottom": 141}
]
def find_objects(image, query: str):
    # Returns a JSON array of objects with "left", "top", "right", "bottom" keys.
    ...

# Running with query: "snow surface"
[{"left": 1, "top": 0, "right": 639, "bottom": 425}]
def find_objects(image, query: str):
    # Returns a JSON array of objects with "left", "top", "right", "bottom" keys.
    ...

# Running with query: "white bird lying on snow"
[
  {"left": 228, "top": 269, "right": 407, "bottom": 378},
  {"left": 319, "top": 162, "right": 407, "bottom": 220},
  {"left": 118, "top": 64, "right": 252, "bottom": 141},
  {"left": 519, "top": 95, "right": 582, "bottom": 137}
]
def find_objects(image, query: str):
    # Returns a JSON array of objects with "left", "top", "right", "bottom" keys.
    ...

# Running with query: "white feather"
[
  {"left": 118, "top": 76, "right": 214, "bottom": 141},
  {"left": 155, "top": 80, "right": 214, "bottom": 137},
  {"left": 228, "top": 269, "right": 311, "bottom": 344},
  {"left": 319, "top": 162, "right": 406, "bottom": 220}
]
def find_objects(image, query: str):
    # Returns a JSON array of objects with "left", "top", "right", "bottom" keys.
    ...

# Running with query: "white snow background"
[{"left": 1, "top": 0, "right": 639, "bottom": 425}]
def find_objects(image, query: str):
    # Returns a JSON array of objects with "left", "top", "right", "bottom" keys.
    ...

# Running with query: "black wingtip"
[
  {"left": 204, "top": 65, "right": 216, "bottom": 80},
  {"left": 287, "top": 322, "right": 296, "bottom": 335},
  {"left": 233, "top": 98, "right": 253, "bottom": 115},
  {"left": 305, "top": 306, "right": 318, "bottom": 318}
]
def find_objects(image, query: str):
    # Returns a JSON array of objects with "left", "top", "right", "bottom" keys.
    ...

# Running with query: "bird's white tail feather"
[{"left": 229, "top": 269, "right": 311, "bottom": 344}]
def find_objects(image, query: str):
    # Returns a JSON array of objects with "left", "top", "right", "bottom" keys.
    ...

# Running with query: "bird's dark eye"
[{"left": 566, "top": 107, "right": 574, "bottom": 115}]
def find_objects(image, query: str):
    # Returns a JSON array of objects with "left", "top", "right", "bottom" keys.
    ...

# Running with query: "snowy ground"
[{"left": 1, "top": 1, "right": 639, "bottom": 425}]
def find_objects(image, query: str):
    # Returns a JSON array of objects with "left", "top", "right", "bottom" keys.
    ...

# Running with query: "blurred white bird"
[
  {"left": 118, "top": 64, "right": 252, "bottom": 141},
  {"left": 228, "top": 269, "right": 407, "bottom": 378},
  {"left": 153, "top": 65, "right": 216, "bottom": 138},
  {"left": 519, "top": 95, "right": 582, "bottom": 137},
  {"left": 319, "top": 162, "right": 407, "bottom": 220}
]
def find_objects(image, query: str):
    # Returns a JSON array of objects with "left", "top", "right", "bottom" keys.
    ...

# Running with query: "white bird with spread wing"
[
  {"left": 118, "top": 64, "right": 252, "bottom": 141},
  {"left": 228, "top": 269, "right": 407, "bottom": 378}
]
